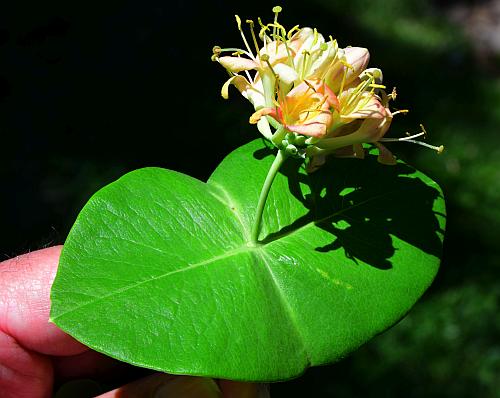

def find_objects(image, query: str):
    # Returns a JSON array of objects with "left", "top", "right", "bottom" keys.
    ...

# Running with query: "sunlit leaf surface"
[{"left": 50, "top": 140, "right": 445, "bottom": 381}]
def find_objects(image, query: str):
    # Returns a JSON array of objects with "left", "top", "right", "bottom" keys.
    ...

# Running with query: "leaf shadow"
[{"left": 255, "top": 147, "right": 445, "bottom": 270}]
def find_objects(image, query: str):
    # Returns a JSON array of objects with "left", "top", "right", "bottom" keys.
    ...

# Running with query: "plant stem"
[{"left": 250, "top": 149, "right": 288, "bottom": 245}]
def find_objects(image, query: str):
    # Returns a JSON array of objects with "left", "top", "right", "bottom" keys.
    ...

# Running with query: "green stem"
[{"left": 250, "top": 149, "right": 288, "bottom": 245}]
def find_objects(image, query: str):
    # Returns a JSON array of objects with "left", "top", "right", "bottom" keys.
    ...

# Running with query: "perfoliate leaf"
[{"left": 50, "top": 139, "right": 445, "bottom": 381}]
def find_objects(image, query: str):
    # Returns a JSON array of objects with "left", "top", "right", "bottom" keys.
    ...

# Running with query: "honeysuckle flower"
[{"left": 213, "top": 6, "right": 443, "bottom": 169}]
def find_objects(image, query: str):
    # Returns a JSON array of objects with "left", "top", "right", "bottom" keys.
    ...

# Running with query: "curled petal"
[
  {"left": 221, "top": 75, "right": 251, "bottom": 99},
  {"left": 218, "top": 56, "right": 258, "bottom": 73},
  {"left": 249, "top": 107, "right": 277, "bottom": 124}
]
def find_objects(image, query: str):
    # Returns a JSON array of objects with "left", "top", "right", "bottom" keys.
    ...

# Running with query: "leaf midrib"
[
  {"left": 51, "top": 245, "right": 255, "bottom": 321},
  {"left": 53, "top": 181, "right": 396, "bottom": 325}
]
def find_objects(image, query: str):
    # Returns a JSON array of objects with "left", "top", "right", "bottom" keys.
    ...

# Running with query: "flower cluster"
[{"left": 213, "top": 6, "right": 443, "bottom": 170}]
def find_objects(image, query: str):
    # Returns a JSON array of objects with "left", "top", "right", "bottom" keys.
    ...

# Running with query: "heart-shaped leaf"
[{"left": 50, "top": 139, "right": 445, "bottom": 381}]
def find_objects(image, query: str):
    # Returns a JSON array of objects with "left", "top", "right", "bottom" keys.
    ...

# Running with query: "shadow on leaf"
[{"left": 255, "top": 147, "right": 445, "bottom": 270}]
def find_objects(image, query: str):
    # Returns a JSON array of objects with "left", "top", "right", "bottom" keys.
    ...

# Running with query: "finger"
[
  {"left": 97, "top": 373, "right": 223, "bottom": 398},
  {"left": 218, "top": 380, "right": 270, "bottom": 398},
  {"left": 52, "top": 349, "right": 126, "bottom": 380},
  {"left": 0, "top": 246, "right": 121, "bottom": 398},
  {"left": 0, "top": 330, "right": 53, "bottom": 398},
  {"left": 0, "top": 246, "right": 87, "bottom": 356}
]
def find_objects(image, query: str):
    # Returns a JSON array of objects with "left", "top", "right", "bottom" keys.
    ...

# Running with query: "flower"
[{"left": 213, "top": 6, "right": 443, "bottom": 169}]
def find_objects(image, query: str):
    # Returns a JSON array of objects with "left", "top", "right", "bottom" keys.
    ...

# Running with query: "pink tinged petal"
[
  {"left": 287, "top": 122, "right": 327, "bottom": 137},
  {"left": 344, "top": 47, "right": 370, "bottom": 85},
  {"left": 249, "top": 107, "right": 277, "bottom": 124},
  {"left": 324, "top": 61, "right": 345, "bottom": 92},
  {"left": 353, "top": 117, "right": 386, "bottom": 142},
  {"left": 218, "top": 56, "right": 258, "bottom": 73},
  {"left": 375, "top": 142, "right": 397, "bottom": 165},
  {"left": 288, "top": 28, "right": 314, "bottom": 53},
  {"left": 317, "top": 81, "right": 340, "bottom": 111},
  {"left": 341, "top": 94, "right": 386, "bottom": 121},
  {"left": 350, "top": 110, "right": 392, "bottom": 143},
  {"left": 221, "top": 75, "right": 251, "bottom": 99}
]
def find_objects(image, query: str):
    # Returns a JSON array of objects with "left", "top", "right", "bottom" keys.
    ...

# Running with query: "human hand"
[{"left": 0, "top": 246, "right": 269, "bottom": 397}]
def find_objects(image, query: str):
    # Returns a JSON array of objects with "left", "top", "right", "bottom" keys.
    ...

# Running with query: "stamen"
[
  {"left": 287, "top": 25, "right": 300, "bottom": 39},
  {"left": 246, "top": 20, "right": 261, "bottom": 55},
  {"left": 345, "top": 76, "right": 371, "bottom": 109},
  {"left": 257, "top": 17, "right": 270, "bottom": 49},
  {"left": 393, "top": 140, "right": 445, "bottom": 153},
  {"left": 338, "top": 60, "right": 354, "bottom": 95},
  {"left": 312, "top": 28, "right": 319, "bottom": 47},
  {"left": 235, "top": 15, "right": 255, "bottom": 58},
  {"left": 389, "top": 87, "right": 397, "bottom": 101},
  {"left": 420, "top": 123, "right": 428, "bottom": 137},
  {"left": 380, "top": 132, "right": 425, "bottom": 142},
  {"left": 214, "top": 47, "right": 252, "bottom": 57},
  {"left": 261, "top": 53, "right": 279, "bottom": 79},
  {"left": 391, "top": 109, "right": 408, "bottom": 116},
  {"left": 301, "top": 50, "right": 310, "bottom": 79},
  {"left": 304, "top": 79, "right": 317, "bottom": 93},
  {"left": 379, "top": 125, "right": 444, "bottom": 154},
  {"left": 319, "top": 40, "right": 339, "bottom": 80},
  {"left": 268, "top": 22, "right": 287, "bottom": 41}
]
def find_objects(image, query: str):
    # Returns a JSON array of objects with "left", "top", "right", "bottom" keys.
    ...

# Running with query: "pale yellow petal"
[
  {"left": 218, "top": 56, "right": 258, "bottom": 73},
  {"left": 221, "top": 75, "right": 250, "bottom": 99}
]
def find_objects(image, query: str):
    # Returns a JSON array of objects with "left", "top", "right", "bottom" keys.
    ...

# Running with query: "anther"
[
  {"left": 235, "top": 15, "right": 242, "bottom": 30},
  {"left": 287, "top": 25, "right": 300, "bottom": 39},
  {"left": 272, "top": 5, "right": 283, "bottom": 13}
]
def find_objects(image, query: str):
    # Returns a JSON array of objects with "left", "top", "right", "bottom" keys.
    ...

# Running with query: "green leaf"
[{"left": 50, "top": 139, "right": 445, "bottom": 381}]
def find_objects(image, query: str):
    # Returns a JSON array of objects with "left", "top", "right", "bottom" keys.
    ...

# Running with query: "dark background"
[{"left": 1, "top": 0, "right": 499, "bottom": 397}]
